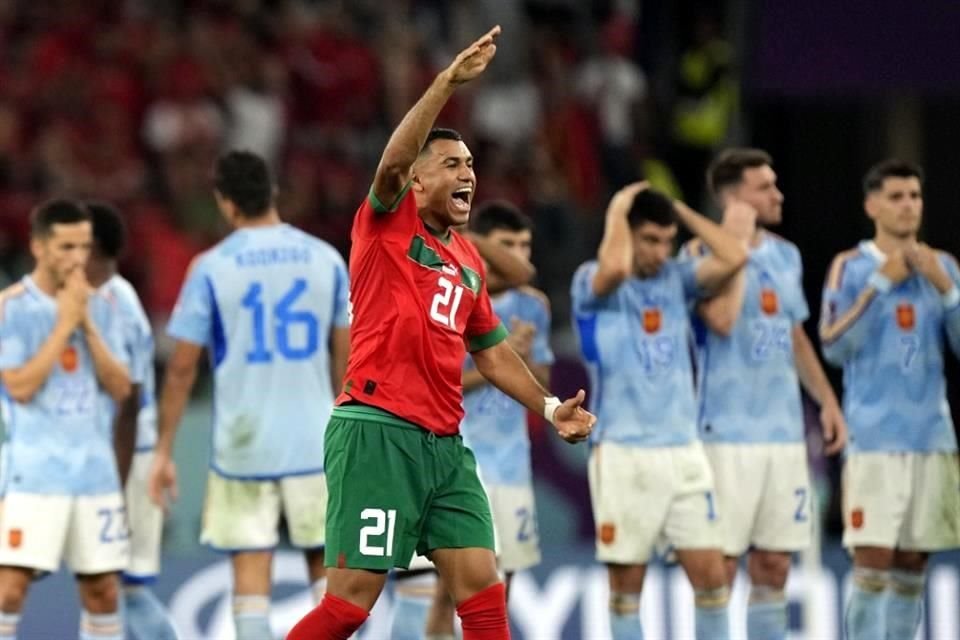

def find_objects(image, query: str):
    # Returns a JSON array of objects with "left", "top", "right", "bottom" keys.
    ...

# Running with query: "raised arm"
[
  {"left": 820, "top": 250, "right": 908, "bottom": 365},
  {"left": 465, "top": 231, "right": 536, "bottom": 294},
  {"left": 371, "top": 26, "right": 500, "bottom": 209},
  {"left": 693, "top": 202, "right": 755, "bottom": 335},
  {"left": 906, "top": 245, "right": 960, "bottom": 358},
  {"left": 593, "top": 182, "right": 647, "bottom": 297},
  {"left": 676, "top": 201, "right": 749, "bottom": 293},
  {"left": 83, "top": 316, "right": 131, "bottom": 403}
]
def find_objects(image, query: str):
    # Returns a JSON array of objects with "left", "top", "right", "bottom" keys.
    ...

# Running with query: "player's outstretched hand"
[
  {"left": 444, "top": 25, "right": 501, "bottom": 86},
  {"left": 553, "top": 389, "right": 596, "bottom": 444},
  {"left": 148, "top": 451, "right": 179, "bottom": 513},
  {"left": 820, "top": 402, "right": 847, "bottom": 455}
]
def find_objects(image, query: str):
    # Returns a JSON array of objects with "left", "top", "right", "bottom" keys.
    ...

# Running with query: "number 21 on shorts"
[{"left": 359, "top": 508, "right": 397, "bottom": 557}]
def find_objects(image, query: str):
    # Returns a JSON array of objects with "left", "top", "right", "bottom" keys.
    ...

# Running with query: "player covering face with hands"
[{"left": 286, "top": 26, "right": 594, "bottom": 640}]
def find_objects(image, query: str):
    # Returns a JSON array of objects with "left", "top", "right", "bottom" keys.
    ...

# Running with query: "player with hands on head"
[
  {"left": 572, "top": 181, "right": 747, "bottom": 640},
  {"left": 287, "top": 26, "right": 595, "bottom": 640},
  {"left": 820, "top": 159, "right": 960, "bottom": 640},
  {"left": 681, "top": 149, "right": 847, "bottom": 640}
]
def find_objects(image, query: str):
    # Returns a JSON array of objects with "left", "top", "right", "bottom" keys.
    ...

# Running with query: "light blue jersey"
[
  {"left": 461, "top": 287, "right": 554, "bottom": 486},
  {"left": 571, "top": 258, "right": 703, "bottom": 447},
  {"left": 101, "top": 274, "right": 156, "bottom": 452},
  {"left": 167, "top": 224, "right": 349, "bottom": 479},
  {"left": 820, "top": 240, "right": 960, "bottom": 453},
  {"left": 684, "top": 233, "right": 809, "bottom": 444},
  {"left": 0, "top": 276, "right": 127, "bottom": 495}
]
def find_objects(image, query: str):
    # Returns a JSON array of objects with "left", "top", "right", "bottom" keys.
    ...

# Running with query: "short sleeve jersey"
[
  {"left": 683, "top": 233, "right": 810, "bottom": 444},
  {"left": 461, "top": 287, "right": 554, "bottom": 485},
  {"left": 336, "top": 187, "right": 507, "bottom": 435},
  {"left": 167, "top": 224, "right": 350, "bottom": 478},
  {"left": 0, "top": 276, "right": 127, "bottom": 495},
  {"left": 571, "top": 258, "right": 704, "bottom": 447}
]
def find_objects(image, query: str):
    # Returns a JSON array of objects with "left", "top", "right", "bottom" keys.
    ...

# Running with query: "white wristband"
[
  {"left": 867, "top": 271, "right": 893, "bottom": 294},
  {"left": 543, "top": 396, "right": 562, "bottom": 425},
  {"left": 942, "top": 286, "right": 960, "bottom": 309}
]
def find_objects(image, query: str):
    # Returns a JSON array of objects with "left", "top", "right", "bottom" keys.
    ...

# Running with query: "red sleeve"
[
  {"left": 352, "top": 183, "right": 418, "bottom": 240},
  {"left": 463, "top": 258, "right": 508, "bottom": 352}
]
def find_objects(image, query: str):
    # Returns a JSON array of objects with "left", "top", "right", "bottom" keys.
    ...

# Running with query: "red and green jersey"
[{"left": 336, "top": 185, "right": 507, "bottom": 435}]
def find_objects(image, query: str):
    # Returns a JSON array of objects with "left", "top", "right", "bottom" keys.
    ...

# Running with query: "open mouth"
[{"left": 450, "top": 186, "right": 472, "bottom": 212}]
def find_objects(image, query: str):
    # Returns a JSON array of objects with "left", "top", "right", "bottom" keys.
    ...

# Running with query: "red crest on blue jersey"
[
  {"left": 760, "top": 288, "right": 779, "bottom": 315},
  {"left": 896, "top": 302, "right": 915, "bottom": 330},
  {"left": 643, "top": 308, "right": 661, "bottom": 334},
  {"left": 61, "top": 346, "right": 78, "bottom": 373}
]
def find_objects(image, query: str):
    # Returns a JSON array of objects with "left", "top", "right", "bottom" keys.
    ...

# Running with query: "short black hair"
[
  {"left": 470, "top": 201, "right": 533, "bottom": 236},
  {"left": 863, "top": 159, "right": 924, "bottom": 196},
  {"left": 86, "top": 201, "right": 127, "bottom": 259},
  {"left": 707, "top": 148, "right": 773, "bottom": 199},
  {"left": 419, "top": 128, "right": 463, "bottom": 155},
  {"left": 214, "top": 150, "right": 274, "bottom": 217},
  {"left": 627, "top": 189, "right": 677, "bottom": 229},
  {"left": 30, "top": 198, "right": 91, "bottom": 238}
]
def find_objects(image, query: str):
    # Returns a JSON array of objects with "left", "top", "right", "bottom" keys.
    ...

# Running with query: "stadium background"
[{"left": 0, "top": 0, "right": 958, "bottom": 637}]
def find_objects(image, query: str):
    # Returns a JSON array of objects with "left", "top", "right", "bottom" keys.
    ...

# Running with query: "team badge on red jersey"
[
  {"left": 61, "top": 346, "right": 78, "bottom": 373},
  {"left": 896, "top": 302, "right": 915, "bottom": 331},
  {"left": 760, "top": 288, "right": 779, "bottom": 315},
  {"left": 643, "top": 308, "right": 662, "bottom": 334}
]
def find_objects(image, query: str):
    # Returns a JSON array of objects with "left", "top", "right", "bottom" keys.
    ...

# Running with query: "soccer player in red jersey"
[{"left": 286, "top": 26, "right": 595, "bottom": 640}]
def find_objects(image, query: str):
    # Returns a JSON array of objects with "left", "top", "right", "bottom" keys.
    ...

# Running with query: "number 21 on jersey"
[{"left": 430, "top": 275, "right": 464, "bottom": 329}]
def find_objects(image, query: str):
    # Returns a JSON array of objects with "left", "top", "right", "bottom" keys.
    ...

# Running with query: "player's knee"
[
  {"left": 748, "top": 551, "right": 790, "bottom": 588},
  {"left": 892, "top": 551, "right": 928, "bottom": 574},
  {"left": 78, "top": 574, "right": 120, "bottom": 612},
  {"left": 0, "top": 580, "right": 28, "bottom": 613}
]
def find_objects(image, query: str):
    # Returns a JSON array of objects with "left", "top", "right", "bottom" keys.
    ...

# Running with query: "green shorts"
[{"left": 324, "top": 404, "right": 495, "bottom": 571}]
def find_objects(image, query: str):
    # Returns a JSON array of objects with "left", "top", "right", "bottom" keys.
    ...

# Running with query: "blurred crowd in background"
[{"left": 0, "top": 0, "right": 737, "bottom": 333}]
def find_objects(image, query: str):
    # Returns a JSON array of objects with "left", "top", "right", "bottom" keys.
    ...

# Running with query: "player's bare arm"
[
  {"left": 593, "top": 182, "right": 647, "bottom": 296},
  {"left": 330, "top": 326, "right": 350, "bottom": 396},
  {"left": 905, "top": 243, "right": 954, "bottom": 293},
  {"left": 820, "top": 249, "right": 910, "bottom": 362},
  {"left": 696, "top": 201, "right": 756, "bottom": 335},
  {"left": 81, "top": 291, "right": 132, "bottom": 403},
  {"left": 792, "top": 326, "right": 847, "bottom": 454},
  {"left": 471, "top": 339, "right": 594, "bottom": 443},
  {"left": 465, "top": 230, "right": 536, "bottom": 294},
  {"left": 462, "top": 318, "right": 539, "bottom": 392},
  {"left": 676, "top": 200, "right": 750, "bottom": 293},
  {"left": 149, "top": 339, "right": 204, "bottom": 511},
  {"left": 0, "top": 275, "right": 85, "bottom": 403},
  {"left": 113, "top": 382, "right": 141, "bottom": 485},
  {"left": 371, "top": 26, "right": 500, "bottom": 209}
]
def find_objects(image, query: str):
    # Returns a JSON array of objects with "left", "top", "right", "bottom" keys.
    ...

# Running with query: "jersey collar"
[{"left": 861, "top": 240, "right": 886, "bottom": 262}]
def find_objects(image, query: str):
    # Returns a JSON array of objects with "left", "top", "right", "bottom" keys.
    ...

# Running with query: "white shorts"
[
  {"left": 200, "top": 471, "right": 328, "bottom": 551},
  {"left": 0, "top": 492, "right": 129, "bottom": 574},
  {"left": 124, "top": 452, "right": 164, "bottom": 581},
  {"left": 588, "top": 441, "right": 721, "bottom": 564},
  {"left": 484, "top": 482, "right": 541, "bottom": 573},
  {"left": 843, "top": 451, "right": 960, "bottom": 551},
  {"left": 704, "top": 442, "right": 812, "bottom": 556}
]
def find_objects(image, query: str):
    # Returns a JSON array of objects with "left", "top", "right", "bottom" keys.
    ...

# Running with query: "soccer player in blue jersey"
[
  {"left": 147, "top": 151, "right": 351, "bottom": 640},
  {"left": 685, "top": 148, "right": 846, "bottom": 640},
  {"left": 0, "top": 199, "right": 131, "bottom": 640},
  {"left": 820, "top": 159, "right": 960, "bottom": 640},
  {"left": 572, "top": 182, "right": 749, "bottom": 640},
  {"left": 85, "top": 202, "right": 179, "bottom": 640}
]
